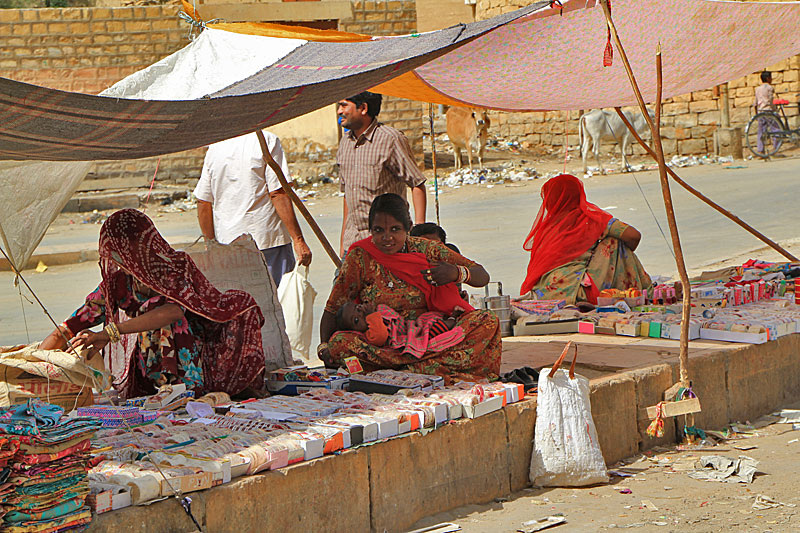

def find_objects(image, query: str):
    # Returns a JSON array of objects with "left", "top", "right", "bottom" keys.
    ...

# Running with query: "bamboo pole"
[
  {"left": 428, "top": 103, "right": 441, "bottom": 225},
  {"left": 613, "top": 108, "right": 799, "bottom": 262},
  {"left": 600, "top": 0, "right": 691, "bottom": 386},
  {"left": 256, "top": 131, "right": 342, "bottom": 269}
]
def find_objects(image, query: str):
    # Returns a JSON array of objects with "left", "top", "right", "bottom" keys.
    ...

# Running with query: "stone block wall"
[
  {"left": 0, "top": 0, "right": 422, "bottom": 188},
  {"left": 340, "top": 0, "right": 423, "bottom": 161},
  {"left": 476, "top": 1, "right": 800, "bottom": 156}
]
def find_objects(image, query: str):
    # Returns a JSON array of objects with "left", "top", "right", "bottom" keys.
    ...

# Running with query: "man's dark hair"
[
  {"left": 368, "top": 193, "right": 412, "bottom": 231},
  {"left": 345, "top": 91, "right": 383, "bottom": 118},
  {"left": 761, "top": 71, "right": 772, "bottom": 83},
  {"left": 410, "top": 222, "right": 447, "bottom": 242}
]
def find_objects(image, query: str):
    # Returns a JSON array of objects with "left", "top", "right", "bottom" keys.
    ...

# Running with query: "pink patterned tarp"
[{"left": 416, "top": 0, "right": 800, "bottom": 111}]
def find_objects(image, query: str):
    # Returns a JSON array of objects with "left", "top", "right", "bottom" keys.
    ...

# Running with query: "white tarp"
[{"left": 0, "top": 29, "right": 305, "bottom": 272}]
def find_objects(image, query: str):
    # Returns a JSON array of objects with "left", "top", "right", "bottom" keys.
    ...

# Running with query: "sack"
[
  {"left": 277, "top": 264, "right": 317, "bottom": 361},
  {"left": 529, "top": 342, "right": 608, "bottom": 487}
]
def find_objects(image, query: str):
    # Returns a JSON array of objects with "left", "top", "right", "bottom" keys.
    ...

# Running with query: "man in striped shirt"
[{"left": 336, "top": 91, "right": 427, "bottom": 255}]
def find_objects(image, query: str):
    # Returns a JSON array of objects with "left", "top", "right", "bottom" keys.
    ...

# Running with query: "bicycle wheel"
[{"left": 745, "top": 112, "right": 784, "bottom": 158}]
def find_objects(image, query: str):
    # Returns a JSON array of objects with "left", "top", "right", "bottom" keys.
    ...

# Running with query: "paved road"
[{"left": 1, "top": 156, "right": 798, "bottom": 346}]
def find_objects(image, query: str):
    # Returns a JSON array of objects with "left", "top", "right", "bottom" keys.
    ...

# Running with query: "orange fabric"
[
  {"left": 365, "top": 312, "right": 389, "bottom": 346},
  {"left": 209, "top": 21, "right": 372, "bottom": 42},
  {"left": 371, "top": 71, "right": 467, "bottom": 107}
]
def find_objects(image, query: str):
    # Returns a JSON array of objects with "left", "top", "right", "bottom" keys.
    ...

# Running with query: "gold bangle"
[{"left": 105, "top": 323, "right": 121, "bottom": 344}]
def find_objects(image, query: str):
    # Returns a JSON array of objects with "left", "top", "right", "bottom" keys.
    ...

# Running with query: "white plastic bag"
[
  {"left": 277, "top": 264, "right": 317, "bottom": 361},
  {"left": 529, "top": 342, "right": 608, "bottom": 487}
]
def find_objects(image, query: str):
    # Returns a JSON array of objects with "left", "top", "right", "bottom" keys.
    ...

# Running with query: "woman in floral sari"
[
  {"left": 318, "top": 194, "right": 500, "bottom": 383},
  {"left": 40, "top": 209, "right": 265, "bottom": 398},
  {"left": 519, "top": 174, "right": 652, "bottom": 304}
]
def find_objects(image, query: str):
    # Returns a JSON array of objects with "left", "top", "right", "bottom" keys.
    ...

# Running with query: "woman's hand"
[
  {"left": 421, "top": 262, "right": 459, "bottom": 287},
  {"left": 70, "top": 328, "right": 110, "bottom": 358},
  {"left": 40, "top": 326, "right": 71, "bottom": 351}
]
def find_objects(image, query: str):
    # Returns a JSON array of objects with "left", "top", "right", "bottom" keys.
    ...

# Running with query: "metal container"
[{"left": 474, "top": 282, "right": 512, "bottom": 337}]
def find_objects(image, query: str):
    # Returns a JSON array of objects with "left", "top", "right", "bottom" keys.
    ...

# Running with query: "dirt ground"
[{"left": 410, "top": 402, "right": 800, "bottom": 533}]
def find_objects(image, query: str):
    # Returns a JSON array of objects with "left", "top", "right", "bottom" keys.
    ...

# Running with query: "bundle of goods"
[
  {"left": 510, "top": 299, "right": 566, "bottom": 322},
  {"left": 597, "top": 288, "right": 645, "bottom": 308},
  {"left": 0, "top": 399, "right": 101, "bottom": 532},
  {"left": 348, "top": 369, "right": 444, "bottom": 393},
  {"left": 266, "top": 366, "right": 349, "bottom": 395}
]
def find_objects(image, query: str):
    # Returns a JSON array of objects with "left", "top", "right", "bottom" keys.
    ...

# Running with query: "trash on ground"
[
  {"left": 773, "top": 409, "right": 800, "bottom": 423},
  {"left": 617, "top": 488, "right": 632, "bottom": 494},
  {"left": 518, "top": 515, "right": 566, "bottom": 532},
  {"left": 640, "top": 500, "right": 658, "bottom": 511},
  {"left": 34, "top": 261, "right": 48, "bottom": 273},
  {"left": 752, "top": 494, "right": 796, "bottom": 511},
  {"left": 408, "top": 523, "right": 461, "bottom": 533},
  {"left": 733, "top": 444, "right": 758, "bottom": 451},
  {"left": 687, "top": 455, "right": 758, "bottom": 484}
]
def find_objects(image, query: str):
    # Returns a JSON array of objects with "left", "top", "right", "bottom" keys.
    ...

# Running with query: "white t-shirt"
[{"left": 194, "top": 131, "right": 291, "bottom": 250}]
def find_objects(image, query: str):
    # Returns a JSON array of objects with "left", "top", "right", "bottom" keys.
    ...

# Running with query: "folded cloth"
[
  {"left": 0, "top": 400, "right": 63, "bottom": 436},
  {"left": 3, "top": 507, "right": 91, "bottom": 533},
  {"left": 4, "top": 497, "right": 85, "bottom": 523}
]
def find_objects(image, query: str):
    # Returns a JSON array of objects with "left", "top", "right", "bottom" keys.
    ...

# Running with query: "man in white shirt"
[{"left": 194, "top": 131, "right": 312, "bottom": 287}]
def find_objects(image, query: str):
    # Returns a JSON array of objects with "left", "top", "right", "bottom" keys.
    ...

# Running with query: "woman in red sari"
[
  {"left": 40, "top": 209, "right": 265, "bottom": 398},
  {"left": 519, "top": 174, "right": 652, "bottom": 304},
  {"left": 318, "top": 194, "right": 500, "bottom": 383}
]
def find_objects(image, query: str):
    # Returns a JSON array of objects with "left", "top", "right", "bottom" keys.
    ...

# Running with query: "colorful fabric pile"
[{"left": 0, "top": 399, "right": 101, "bottom": 532}]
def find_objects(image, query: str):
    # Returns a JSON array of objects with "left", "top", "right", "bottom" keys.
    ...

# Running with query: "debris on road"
[
  {"left": 687, "top": 455, "right": 758, "bottom": 483},
  {"left": 518, "top": 514, "right": 566, "bottom": 532}
]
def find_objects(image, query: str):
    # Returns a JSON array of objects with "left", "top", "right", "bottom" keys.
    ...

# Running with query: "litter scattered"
[
  {"left": 441, "top": 165, "right": 540, "bottom": 189},
  {"left": 159, "top": 195, "right": 197, "bottom": 213},
  {"left": 617, "top": 488, "right": 633, "bottom": 494},
  {"left": 788, "top": 438, "right": 799, "bottom": 444},
  {"left": 733, "top": 444, "right": 758, "bottom": 451},
  {"left": 752, "top": 494, "right": 796, "bottom": 511},
  {"left": 687, "top": 455, "right": 758, "bottom": 484},
  {"left": 609, "top": 470, "right": 635, "bottom": 478},
  {"left": 408, "top": 523, "right": 461, "bottom": 533},
  {"left": 82, "top": 210, "right": 107, "bottom": 224},
  {"left": 608, "top": 522, "right": 668, "bottom": 528},
  {"left": 34, "top": 261, "right": 48, "bottom": 273},
  {"left": 640, "top": 500, "right": 658, "bottom": 511},
  {"left": 518, "top": 515, "right": 566, "bottom": 532},
  {"left": 773, "top": 409, "right": 800, "bottom": 424}
]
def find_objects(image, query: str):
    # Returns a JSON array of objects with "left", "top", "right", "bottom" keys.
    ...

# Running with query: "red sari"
[
  {"left": 520, "top": 174, "right": 612, "bottom": 297},
  {"left": 325, "top": 237, "right": 500, "bottom": 383},
  {"left": 66, "top": 209, "right": 265, "bottom": 398}
]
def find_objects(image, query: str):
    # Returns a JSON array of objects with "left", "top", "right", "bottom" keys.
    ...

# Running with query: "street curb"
[{"left": 0, "top": 242, "right": 199, "bottom": 272}]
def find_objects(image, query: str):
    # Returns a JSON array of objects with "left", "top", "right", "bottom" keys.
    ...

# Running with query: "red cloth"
[
  {"left": 350, "top": 237, "right": 474, "bottom": 315},
  {"left": 521, "top": 174, "right": 612, "bottom": 295},
  {"left": 98, "top": 209, "right": 265, "bottom": 395},
  {"left": 365, "top": 312, "right": 389, "bottom": 346}
]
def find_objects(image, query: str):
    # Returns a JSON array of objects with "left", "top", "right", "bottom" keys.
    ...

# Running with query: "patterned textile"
[
  {"left": 376, "top": 304, "right": 466, "bottom": 359},
  {"left": 0, "top": 400, "right": 63, "bottom": 436},
  {"left": 524, "top": 219, "right": 652, "bottom": 305},
  {"left": 65, "top": 209, "right": 265, "bottom": 398},
  {"left": 337, "top": 121, "right": 426, "bottom": 251},
  {"left": 326, "top": 238, "right": 500, "bottom": 383}
]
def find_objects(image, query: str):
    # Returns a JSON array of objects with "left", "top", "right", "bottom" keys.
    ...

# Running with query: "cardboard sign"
[{"left": 185, "top": 236, "right": 293, "bottom": 371}]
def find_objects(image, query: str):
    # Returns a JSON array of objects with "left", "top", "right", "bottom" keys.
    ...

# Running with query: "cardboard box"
[
  {"left": 660, "top": 322, "right": 700, "bottom": 341},
  {"left": 699, "top": 328, "right": 768, "bottom": 344},
  {"left": 615, "top": 322, "right": 639, "bottom": 337},
  {"left": 462, "top": 395, "right": 504, "bottom": 419},
  {"left": 578, "top": 321, "right": 596, "bottom": 334},
  {"left": 266, "top": 377, "right": 349, "bottom": 396},
  {"left": 513, "top": 318, "right": 580, "bottom": 336},
  {"left": 88, "top": 488, "right": 132, "bottom": 514}
]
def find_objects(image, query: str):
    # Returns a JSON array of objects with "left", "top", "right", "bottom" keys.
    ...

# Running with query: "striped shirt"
[{"left": 337, "top": 120, "right": 426, "bottom": 251}]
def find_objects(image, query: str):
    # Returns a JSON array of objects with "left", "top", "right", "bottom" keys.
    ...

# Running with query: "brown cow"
[{"left": 445, "top": 107, "right": 490, "bottom": 170}]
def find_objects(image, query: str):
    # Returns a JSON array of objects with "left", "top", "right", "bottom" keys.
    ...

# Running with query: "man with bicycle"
[{"left": 753, "top": 71, "right": 777, "bottom": 154}]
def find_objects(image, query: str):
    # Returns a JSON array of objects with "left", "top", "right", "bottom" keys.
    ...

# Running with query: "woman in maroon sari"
[
  {"left": 40, "top": 209, "right": 265, "bottom": 398},
  {"left": 318, "top": 194, "right": 501, "bottom": 383}
]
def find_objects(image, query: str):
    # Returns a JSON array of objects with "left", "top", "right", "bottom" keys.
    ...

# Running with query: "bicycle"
[{"left": 745, "top": 99, "right": 800, "bottom": 158}]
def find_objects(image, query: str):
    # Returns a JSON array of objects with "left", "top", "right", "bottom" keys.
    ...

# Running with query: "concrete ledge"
[{"left": 87, "top": 334, "right": 800, "bottom": 532}]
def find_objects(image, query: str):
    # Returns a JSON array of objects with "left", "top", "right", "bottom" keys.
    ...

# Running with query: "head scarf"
[
  {"left": 350, "top": 237, "right": 474, "bottom": 315},
  {"left": 520, "top": 174, "right": 612, "bottom": 295},
  {"left": 98, "top": 209, "right": 264, "bottom": 394}
]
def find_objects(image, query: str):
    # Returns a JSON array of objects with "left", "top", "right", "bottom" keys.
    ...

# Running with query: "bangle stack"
[
  {"left": 456, "top": 266, "right": 471, "bottom": 284},
  {"left": 105, "top": 322, "right": 121, "bottom": 344}
]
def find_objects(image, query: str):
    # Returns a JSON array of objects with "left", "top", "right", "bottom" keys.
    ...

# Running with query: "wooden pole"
[
  {"left": 600, "top": 0, "right": 691, "bottom": 386},
  {"left": 613, "top": 108, "right": 799, "bottom": 262},
  {"left": 256, "top": 130, "right": 342, "bottom": 269},
  {"left": 428, "top": 103, "right": 441, "bottom": 225}
]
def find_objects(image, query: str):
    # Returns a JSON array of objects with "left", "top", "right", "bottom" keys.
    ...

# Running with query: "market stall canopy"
[
  {"left": 0, "top": 3, "right": 546, "bottom": 272},
  {"left": 1, "top": 0, "right": 800, "bottom": 272}
]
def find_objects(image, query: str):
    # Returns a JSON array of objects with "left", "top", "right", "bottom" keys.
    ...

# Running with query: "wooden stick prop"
[
  {"left": 613, "top": 108, "right": 798, "bottom": 262},
  {"left": 256, "top": 131, "right": 342, "bottom": 269},
  {"left": 428, "top": 103, "right": 441, "bottom": 225},
  {"left": 600, "top": 2, "right": 700, "bottom": 426}
]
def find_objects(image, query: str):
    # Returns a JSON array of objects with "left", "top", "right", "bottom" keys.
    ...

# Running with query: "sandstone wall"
[
  {"left": 0, "top": 0, "right": 422, "bottom": 188},
  {"left": 475, "top": 1, "right": 800, "bottom": 157}
]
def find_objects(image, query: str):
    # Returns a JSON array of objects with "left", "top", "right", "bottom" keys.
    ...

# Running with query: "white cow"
[{"left": 579, "top": 109, "right": 654, "bottom": 173}]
